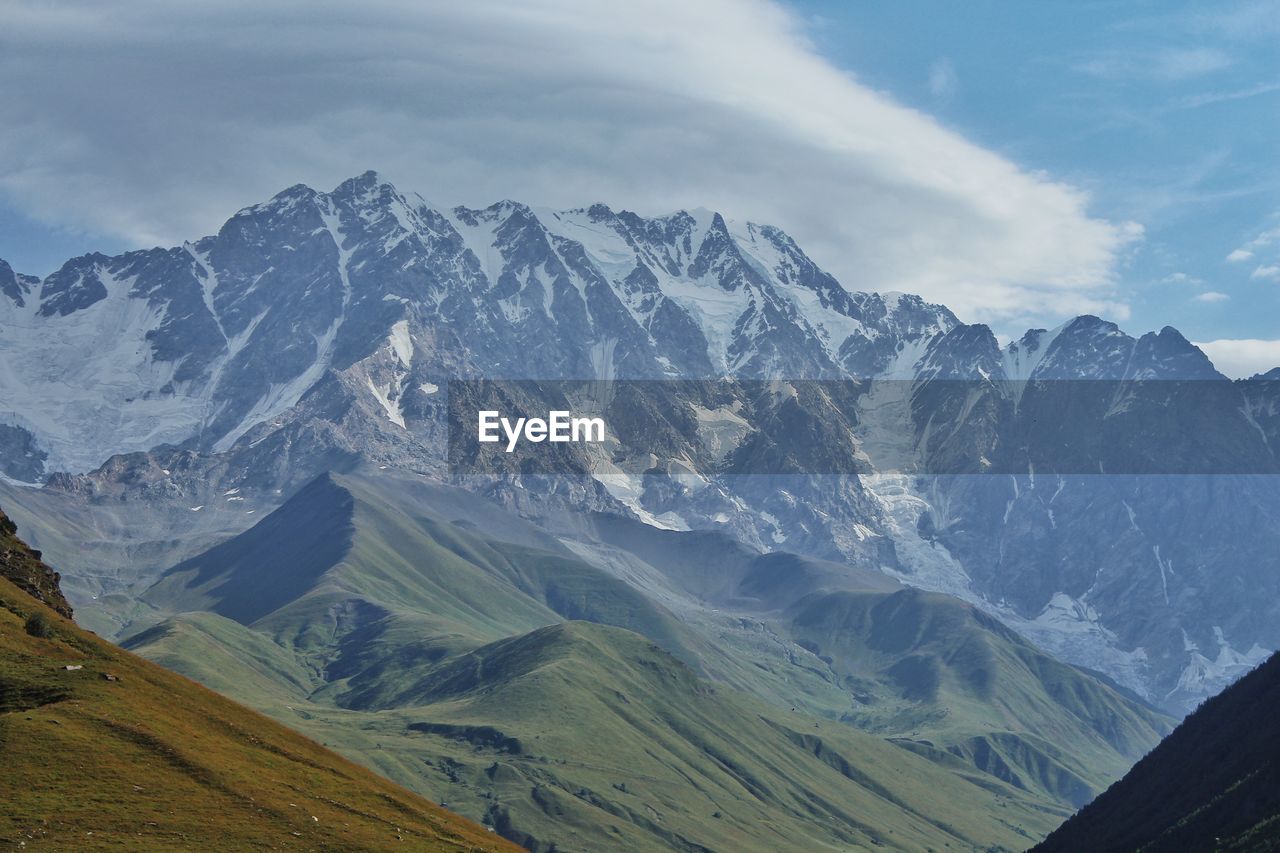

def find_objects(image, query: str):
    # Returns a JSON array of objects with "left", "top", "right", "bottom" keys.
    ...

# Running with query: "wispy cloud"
[
  {"left": 1077, "top": 47, "right": 1234, "bottom": 82},
  {"left": 1227, "top": 224, "right": 1280, "bottom": 273},
  {"left": 1193, "top": 291, "right": 1230, "bottom": 303},
  {"left": 1172, "top": 79, "right": 1280, "bottom": 111},
  {"left": 928, "top": 57, "right": 958, "bottom": 100},
  {"left": 0, "top": 0, "right": 1137, "bottom": 324}
]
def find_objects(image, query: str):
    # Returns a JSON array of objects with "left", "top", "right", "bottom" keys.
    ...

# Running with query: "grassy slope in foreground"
[
  {"left": 0, "top": 575, "right": 516, "bottom": 852},
  {"left": 1035, "top": 651, "right": 1280, "bottom": 853}
]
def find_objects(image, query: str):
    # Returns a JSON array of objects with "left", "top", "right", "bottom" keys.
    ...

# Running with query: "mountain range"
[
  {"left": 1, "top": 172, "right": 1278, "bottom": 848},
  {"left": 2, "top": 172, "right": 1274, "bottom": 712}
]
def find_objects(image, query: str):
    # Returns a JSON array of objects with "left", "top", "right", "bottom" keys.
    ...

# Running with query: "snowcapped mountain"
[
  {"left": 884, "top": 315, "right": 1280, "bottom": 710},
  {"left": 0, "top": 171, "right": 954, "bottom": 479},
  {"left": 2, "top": 171, "right": 1278, "bottom": 713}
]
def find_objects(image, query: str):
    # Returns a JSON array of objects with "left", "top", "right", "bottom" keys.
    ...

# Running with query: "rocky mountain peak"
[
  {"left": 1129, "top": 325, "right": 1223, "bottom": 380},
  {"left": 0, "top": 257, "right": 36, "bottom": 307}
]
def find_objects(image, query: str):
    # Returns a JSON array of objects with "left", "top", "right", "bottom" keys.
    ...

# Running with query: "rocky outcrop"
[{"left": 0, "top": 507, "right": 73, "bottom": 618}]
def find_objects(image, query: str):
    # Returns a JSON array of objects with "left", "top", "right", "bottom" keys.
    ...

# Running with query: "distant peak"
[
  {"left": 0, "top": 257, "right": 31, "bottom": 307},
  {"left": 655, "top": 206, "right": 716, "bottom": 231},
  {"left": 340, "top": 169, "right": 392, "bottom": 190},
  {"left": 271, "top": 182, "right": 318, "bottom": 202},
  {"left": 1155, "top": 325, "right": 1190, "bottom": 343},
  {"left": 332, "top": 171, "right": 405, "bottom": 206},
  {"left": 245, "top": 182, "right": 319, "bottom": 218},
  {"left": 1061, "top": 314, "right": 1124, "bottom": 337},
  {"left": 479, "top": 199, "right": 532, "bottom": 217},
  {"left": 1012, "top": 328, "right": 1048, "bottom": 348}
]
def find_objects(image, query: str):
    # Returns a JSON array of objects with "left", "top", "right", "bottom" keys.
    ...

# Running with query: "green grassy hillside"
[
  {"left": 785, "top": 587, "right": 1170, "bottom": 807},
  {"left": 115, "top": 471, "right": 1170, "bottom": 848},
  {"left": 144, "top": 473, "right": 702, "bottom": 676},
  {"left": 0, "top": 574, "right": 516, "bottom": 851},
  {"left": 128, "top": 614, "right": 1067, "bottom": 851},
  {"left": 137, "top": 472, "right": 857, "bottom": 721},
  {"left": 588, "top": 511, "right": 1172, "bottom": 808}
]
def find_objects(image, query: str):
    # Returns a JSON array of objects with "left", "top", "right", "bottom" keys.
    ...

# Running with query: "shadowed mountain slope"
[
  {"left": 1035, "top": 651, "right": 1280, "bottom": 852},
  {"left": 784, "top": 587, "right": 1170, "bottom": 808},
  {"left": 142, "top": 472, "right": 706, "bottom": 683}
]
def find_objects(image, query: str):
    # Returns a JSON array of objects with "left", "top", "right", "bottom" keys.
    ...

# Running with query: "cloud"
[
  {"left": 1162, "top": 272, "right": 1200, "bottom": 285},
  {"left": 928, "top": 58, "right": 958, "bottom": 100},
  {"left": 1077, "top": 47, "right": 1233, "bottom": 82},
  {"left": 1244, "top": 226, "right": 1280, "bottom": 249},
  {"left": 0, "top": 0, "right": 1137, "bottom": 324},
  {"left": 1195, "top": 339, "right": 1280, "bottom": 378},
  {"left": 1227, "top": 224, "right": 1280, "bottom": 272},
  {"left": 1173, "top": 79, "right": 1280, "bottom": 111},
  {"left": 1192, "top": 291, "right": 1230, "bottom": 303}
]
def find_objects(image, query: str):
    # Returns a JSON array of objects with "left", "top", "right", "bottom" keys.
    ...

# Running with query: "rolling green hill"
[
  {"left": 127, "top": 613, "right": 1067, "bottom": 851},
  {"left": 587, "top": 511, "right": 1172, "bottom": 808},
  {"left": 784, "top": 587, "right": 1169, "bottom": 808},
  {"left": 361, "top": 619, "right": 1074, "bottom": 851},
  {"left": 108, "top": 470, "right": 1179, "bottom": 848},
  {"left": 136, "top": 471, "right": 863, "bottom": 721},
  {"left": 1035, "top": 651, "right": 1280, "bottom": 852},
  {"left": 0, "top": 552, "right": 515, "bottom": 850},
  {"left": 144, "top": 473, "right": 702, "bottom": 677}
]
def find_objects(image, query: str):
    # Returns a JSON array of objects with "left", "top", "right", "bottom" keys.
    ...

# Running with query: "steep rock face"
[
  {"left": 0, "top": 257, "right": 37, "bottom": 307},
  {"left": 0, "top": 507, "right": 72, "bottom": 618}
]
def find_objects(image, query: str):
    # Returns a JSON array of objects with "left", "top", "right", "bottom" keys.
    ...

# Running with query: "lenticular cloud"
[{"left": 0, "top": 0, "right": 1135, "bottom": 324}]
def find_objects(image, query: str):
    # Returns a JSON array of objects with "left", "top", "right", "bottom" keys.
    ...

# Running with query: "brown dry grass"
[{"left": 0, "top": 577, "right": 519, "bottom": 852}]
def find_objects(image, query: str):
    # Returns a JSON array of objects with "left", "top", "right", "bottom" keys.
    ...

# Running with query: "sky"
[
  {"left": 1, "top": 0, "right": 1277, "bottom": 374},
  {"left": 798, "top": 0, "right": 1280, "bottom": 374}
]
